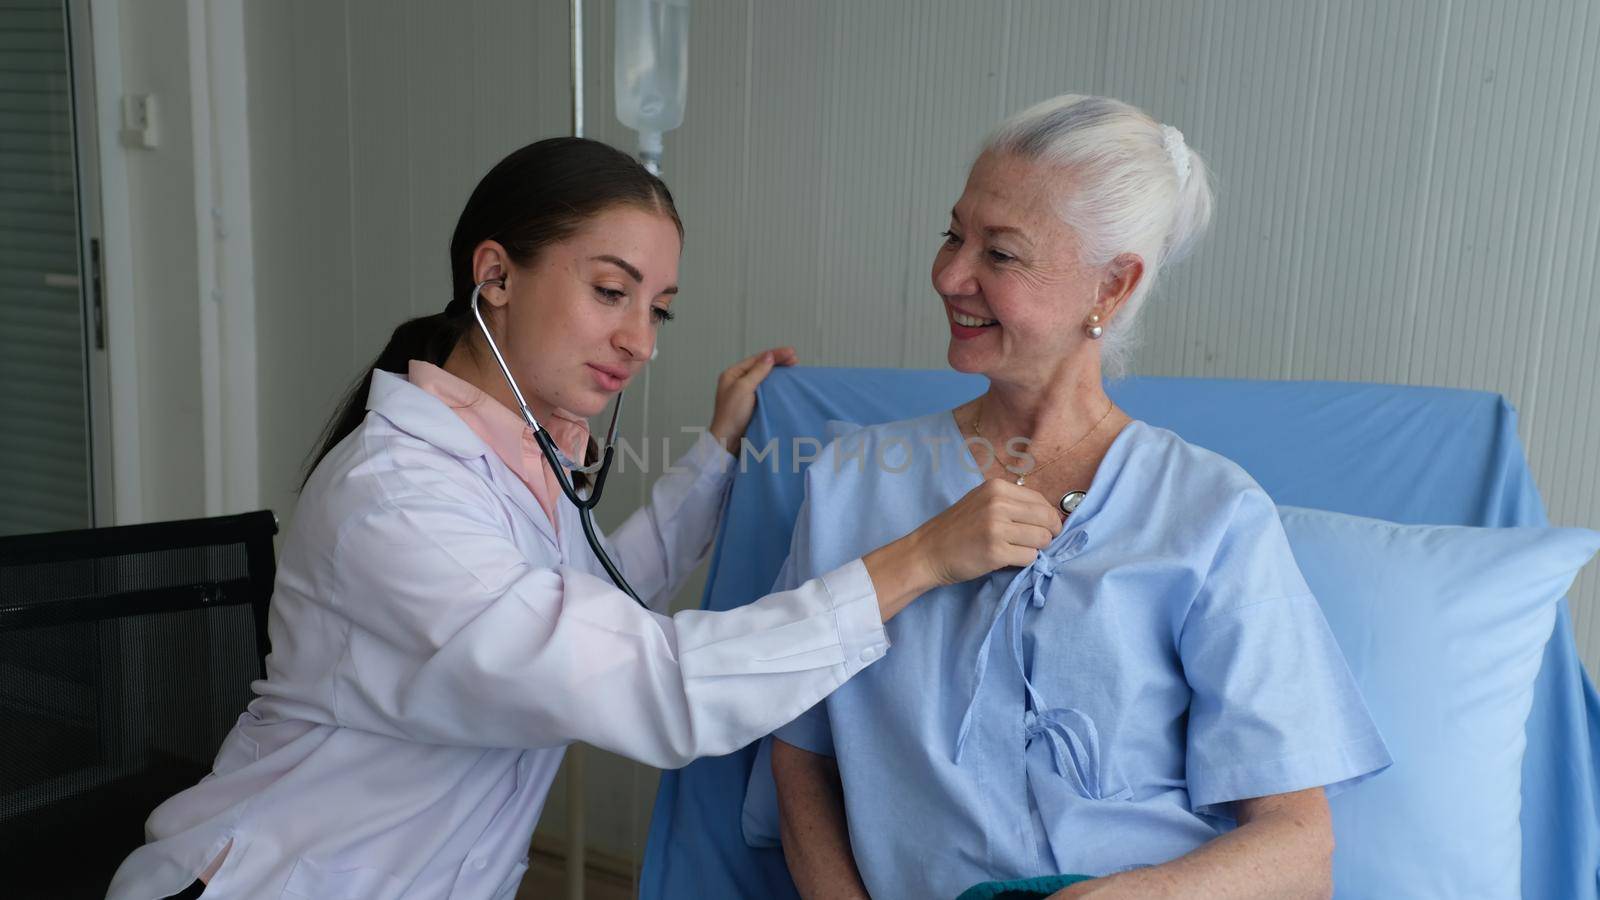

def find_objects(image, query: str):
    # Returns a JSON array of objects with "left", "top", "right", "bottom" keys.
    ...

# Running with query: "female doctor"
[{"left": 109, "top": 138, "right": 1063, "bottom": 900}]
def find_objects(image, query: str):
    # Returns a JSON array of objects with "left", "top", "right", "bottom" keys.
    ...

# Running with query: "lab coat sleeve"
[
  {"left": 606, "top": 428, "right": 736, "bottom": 613},
  {"left": 769, "top": 489, "right": 840, "bottom": 756},
  {"left": 327, "top": 487, "right": 888, "bottom": 768}
]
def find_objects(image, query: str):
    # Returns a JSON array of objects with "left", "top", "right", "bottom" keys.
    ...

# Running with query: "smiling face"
[
  {"left": 474, "top": 204, "right": 681, "bottom": 418},
  {"left": 931, "top": 151, "right": 1110, "bottom": 389}
]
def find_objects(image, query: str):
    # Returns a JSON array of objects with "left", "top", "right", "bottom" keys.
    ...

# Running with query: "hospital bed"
[{"left": 640, "top": 367, "right": 1600, "bottom": 900}]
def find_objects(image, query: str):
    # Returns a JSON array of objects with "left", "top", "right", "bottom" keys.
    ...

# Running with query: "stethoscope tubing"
[{"left": 470, "top": 278, "right": 644, "bottom": 606}]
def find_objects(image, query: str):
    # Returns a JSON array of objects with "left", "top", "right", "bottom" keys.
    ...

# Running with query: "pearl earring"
[{"left": 1084, "top": 312, "right": 1104, "bottom": 340}]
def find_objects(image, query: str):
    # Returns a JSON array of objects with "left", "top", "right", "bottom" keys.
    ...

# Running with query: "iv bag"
[{"left": 614, "top": 0, "right": 689, "bottom": 174}]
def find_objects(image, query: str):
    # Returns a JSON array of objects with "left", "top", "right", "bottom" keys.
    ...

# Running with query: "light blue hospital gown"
[{"left": 770, "top": 411, "right": 1391, "bottom": 898}]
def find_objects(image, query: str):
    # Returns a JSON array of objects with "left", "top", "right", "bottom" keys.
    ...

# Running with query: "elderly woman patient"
[{"left": 767, "top": 95, "right": 1391, "bottom": 900}]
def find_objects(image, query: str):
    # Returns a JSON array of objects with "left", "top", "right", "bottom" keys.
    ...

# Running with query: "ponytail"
[{"left": 300, "top": 312, "right": 470, "bottom": 488}]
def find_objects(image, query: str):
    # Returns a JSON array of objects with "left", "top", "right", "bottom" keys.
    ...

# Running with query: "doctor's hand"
[
  {"left": 863, "top": 479, "right": 1062, "bottom": 621},
  {"left": 708, "top": 346, "right": 798, "bottom": 456}
]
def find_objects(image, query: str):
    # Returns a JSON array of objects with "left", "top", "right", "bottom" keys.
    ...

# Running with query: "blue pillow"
[{"left": 1276, "top": 507, "right": 1600, "bottom": 899}]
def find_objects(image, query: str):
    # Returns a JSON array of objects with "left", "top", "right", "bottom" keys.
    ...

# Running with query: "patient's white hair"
[{"left": 983, "top": 94, "right": 1215, "bottom": 378}]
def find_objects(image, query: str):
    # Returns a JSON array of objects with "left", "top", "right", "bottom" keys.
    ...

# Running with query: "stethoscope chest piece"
[{"left": 1059, "top": 490, "right": 1087, "bottom": 518}]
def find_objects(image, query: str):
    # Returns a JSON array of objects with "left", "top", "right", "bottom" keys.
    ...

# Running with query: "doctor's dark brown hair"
[{"left": 302, "top": 137, "right": 683, "bottom": 487}]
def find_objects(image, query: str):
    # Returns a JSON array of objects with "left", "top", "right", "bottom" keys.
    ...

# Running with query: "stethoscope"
[{"left": 470, "top": 278, "right": 644, "bottom": 606}]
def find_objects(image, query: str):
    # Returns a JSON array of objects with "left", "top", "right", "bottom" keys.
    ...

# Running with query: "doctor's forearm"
[
  {"left": 862, "top": 534, "right": 938, "bottom": 622},
  {"left": 611, "top": 429, "right": 738, "bottom": 609}
]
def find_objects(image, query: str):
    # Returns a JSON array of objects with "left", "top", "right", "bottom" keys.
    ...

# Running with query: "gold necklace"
[{"left": 972, "top": 396, "right": 1115, "bottom": 486}]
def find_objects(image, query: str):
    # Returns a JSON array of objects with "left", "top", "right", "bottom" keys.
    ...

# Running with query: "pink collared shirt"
[{"left": 407, "top": 360, "right": 590, "bottom": 535}]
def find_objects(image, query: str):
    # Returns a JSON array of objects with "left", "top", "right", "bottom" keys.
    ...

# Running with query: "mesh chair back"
[{"left": 0, "top": 510, "right": 277, "bottom": 897}]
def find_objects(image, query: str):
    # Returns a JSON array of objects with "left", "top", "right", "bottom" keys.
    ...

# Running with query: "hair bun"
[{"left": 1160, "top": 124, "right": 1192, "bottom": 187}]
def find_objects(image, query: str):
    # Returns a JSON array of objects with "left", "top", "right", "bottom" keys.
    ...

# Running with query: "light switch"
[{"left": 120, "top": 94, "right": 159, "bottom": 149}]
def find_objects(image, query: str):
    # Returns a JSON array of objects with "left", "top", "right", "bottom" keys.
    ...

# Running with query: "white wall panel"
[
  {"left": 346, "top": 0, "right": 412, "bottom": 360},
  {"left": 118, "top": 0, "right": 205, "bottom": 522},
  {"left": 248, "top": 0, "right": 356, "bottom": 518}
]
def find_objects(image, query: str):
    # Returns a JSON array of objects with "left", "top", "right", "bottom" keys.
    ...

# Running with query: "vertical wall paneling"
[
  {"left": 404, "top": 3, "right": 472, "bottom": 318},
  {"left": 290, "top": 0, "right": 355, "bottom": 500},
  {"left": 892, "top": 2, "right": 1016, "bottom": 371},
  {"left": 739, "top": 0, "right": 832, "bottom": 357},
  {"left": 346, "top": 1, "right": 412, "bottom": 367}
]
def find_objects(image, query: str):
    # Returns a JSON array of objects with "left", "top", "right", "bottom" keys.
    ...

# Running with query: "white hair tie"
[{"left": 1161, "top": 124, "right": 1191, "bottom": 188}]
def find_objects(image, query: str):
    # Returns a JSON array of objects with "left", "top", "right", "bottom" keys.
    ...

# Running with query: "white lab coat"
[{"left": 107, "top": 370, "right": 888, "bottom": 900}]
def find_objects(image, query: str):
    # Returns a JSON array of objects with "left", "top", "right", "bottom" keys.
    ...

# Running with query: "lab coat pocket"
[
  {"left": 210, "top": 721, "right": 259, "bottom": 776},
  {"left": 492, "top": 857, "right": 531, "bottom": 900},
  {"left": 281, "top": 856, "right": 406, "bottom": 899}
]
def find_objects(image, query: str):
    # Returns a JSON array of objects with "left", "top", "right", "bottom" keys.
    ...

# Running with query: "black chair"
[{"left": 0, "top": 511, "right": 277, "bottom": 898}]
